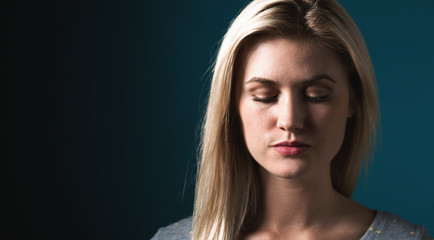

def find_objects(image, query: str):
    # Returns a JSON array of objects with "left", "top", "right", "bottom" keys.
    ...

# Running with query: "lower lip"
[{"left": 273, "top": 146, "right": 310, "bottom": 156}]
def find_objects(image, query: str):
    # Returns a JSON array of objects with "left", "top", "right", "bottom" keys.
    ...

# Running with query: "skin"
[{"left": 236, "top": 37, "right": 374, "bottom": 240}]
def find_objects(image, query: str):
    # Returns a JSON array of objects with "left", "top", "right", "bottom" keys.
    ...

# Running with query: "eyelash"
[
  {"left": 252, "top": 95, "right": 328, "bottom": 103},
  {"left": 306, "top": 95, "right": 328, "bottom": 102},
  {"left": 252, "top": 96, "right": 278, "bottom": 103}
]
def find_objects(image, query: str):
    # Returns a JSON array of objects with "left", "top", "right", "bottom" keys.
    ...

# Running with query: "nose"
[{"left": 276, "top": 94, "right": 305, "bottom": 132}]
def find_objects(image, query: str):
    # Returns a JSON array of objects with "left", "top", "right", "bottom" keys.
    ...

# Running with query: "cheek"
[
  {"left": 240, "top": 103, "right": 260, "bottom": 139},
  {"left": 239, "top": 99, "right": 274, "bottom": 150},
  {"left": 310, "top": 100, "right": 350, "bottom": 156},
  {"left": 313, "top": 89, "right": 351, "bottom": 127},
  {"left": 311, "top": 104, "right": 348, "bottom": 129}
]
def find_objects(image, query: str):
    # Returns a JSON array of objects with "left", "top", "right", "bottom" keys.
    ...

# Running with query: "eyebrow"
[{"left": 244, "top": 74, "right": 336, "bottom": 85}]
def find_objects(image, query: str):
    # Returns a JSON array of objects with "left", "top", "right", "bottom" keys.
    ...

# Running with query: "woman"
[{"left": 152, "top": 0, "right": 431, "bottom": 239}]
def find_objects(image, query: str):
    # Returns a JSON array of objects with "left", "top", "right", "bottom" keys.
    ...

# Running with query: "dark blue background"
[{"left": 3, "top": 0, "right": 433, "bottom": 239}]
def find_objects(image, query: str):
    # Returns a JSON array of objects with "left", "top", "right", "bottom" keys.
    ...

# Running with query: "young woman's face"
[{"left": 236, "top": 37, "right": 353, "bottom": 180}]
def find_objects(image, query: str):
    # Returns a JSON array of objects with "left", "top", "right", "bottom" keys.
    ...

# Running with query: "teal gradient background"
[
  {"left": 3, "top": 0, "right": 433, "bottom": 239},
  {"left": 344, "top": 0, "right": 434, "bottom": 235}
]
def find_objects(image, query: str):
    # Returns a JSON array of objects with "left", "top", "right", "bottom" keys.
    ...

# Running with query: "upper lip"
[{"left": 272, "top": 141, "right": 311, "bottom": 147}]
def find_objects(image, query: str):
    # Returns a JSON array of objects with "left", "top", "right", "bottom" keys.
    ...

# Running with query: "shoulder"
[
  {"left": 361, "top": 211, "right": 432, "bottom": 240},
  {"left": 151, "top": 217, "right": 192, "bottom": 240}
]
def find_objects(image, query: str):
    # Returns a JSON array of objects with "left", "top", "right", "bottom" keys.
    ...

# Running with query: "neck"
[{"left": 253, "top": 166, "right": 346, "bottom": 232}]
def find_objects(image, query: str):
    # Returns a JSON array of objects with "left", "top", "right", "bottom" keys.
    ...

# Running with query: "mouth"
[{"left": 272, "top": 141, "right": 311, "bottom": 156}]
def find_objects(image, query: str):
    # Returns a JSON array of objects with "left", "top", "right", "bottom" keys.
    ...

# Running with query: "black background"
[{"left": 3, "top": 0, "right": 247, "bottom": 239}]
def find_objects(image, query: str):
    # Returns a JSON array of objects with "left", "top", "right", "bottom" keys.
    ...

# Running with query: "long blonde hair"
[{"left": 193, "top": 0, "right": 379, "bottom": 239}]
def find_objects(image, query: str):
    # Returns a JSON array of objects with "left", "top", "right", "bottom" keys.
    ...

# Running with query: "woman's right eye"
[{"left": 252, "top": 95, "right": 278, "bottom": 103}]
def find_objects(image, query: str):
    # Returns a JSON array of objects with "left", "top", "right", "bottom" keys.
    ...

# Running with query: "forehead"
[{"left": 236, "top": 37, "right": 347, "bottom": 84}]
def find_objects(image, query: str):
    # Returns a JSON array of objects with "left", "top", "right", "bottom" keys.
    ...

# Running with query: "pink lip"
[{"left": 272, "top": 141, "right": 311, "bottom": 156}]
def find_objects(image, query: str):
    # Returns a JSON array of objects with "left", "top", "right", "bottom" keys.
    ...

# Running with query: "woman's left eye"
[
  {"left": 305, "top": 86, "right": 330, "bottom": 102},
  {"left": 305, "top": 95, "right": 328, "bottom": 102}
]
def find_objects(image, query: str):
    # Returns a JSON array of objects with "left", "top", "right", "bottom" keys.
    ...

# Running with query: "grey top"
[{"left": 151, "top": 211, "right": 432, "bottom": 239}]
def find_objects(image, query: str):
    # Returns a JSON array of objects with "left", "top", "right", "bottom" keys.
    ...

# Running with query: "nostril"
[
  {"left": 276, "top": 112, "right": 304, "bottom": 132},
  {"left": 276, "top": 96, "right": 305, "bottom": 132}
]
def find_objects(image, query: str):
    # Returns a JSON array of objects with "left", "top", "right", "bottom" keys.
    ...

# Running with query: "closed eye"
[
  {"left": 305, "top": 95, "right": 328, "bottom": 102},
  {"left": 253, "top": 95, "right": 278, "bottom": 103},
  {"left": 304, "top": 85, "right": 330, "bottom": 103}
]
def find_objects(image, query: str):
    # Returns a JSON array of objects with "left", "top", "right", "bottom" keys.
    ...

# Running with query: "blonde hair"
[{"left": 193, "top": 0, "right": 379, "bottom": 239}]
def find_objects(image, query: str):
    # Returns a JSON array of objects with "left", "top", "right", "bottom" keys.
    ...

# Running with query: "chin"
[{"left": 259, "top": 159, "right": 308, "bottom": 179}]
